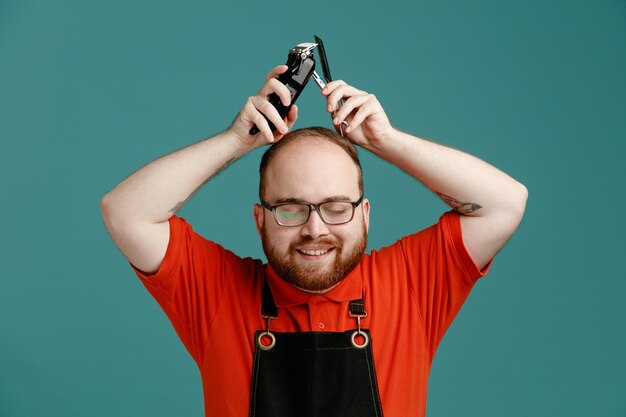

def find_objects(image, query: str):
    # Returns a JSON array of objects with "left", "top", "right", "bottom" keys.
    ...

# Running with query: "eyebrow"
[{"left": 274, "top": 195, "right": 355, "bottom": 205}]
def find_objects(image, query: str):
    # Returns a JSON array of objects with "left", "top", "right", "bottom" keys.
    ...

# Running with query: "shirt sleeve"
[
  {"left": 129, "top": 215, "right": 253, "bottom": 365},
  {"left": 401, "top": 210, "right": 492, "bottom": 360}
]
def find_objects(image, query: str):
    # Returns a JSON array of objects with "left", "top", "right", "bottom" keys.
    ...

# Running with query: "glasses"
[{"left": 260, "top": 195, "right": 364, "bottom": 227}]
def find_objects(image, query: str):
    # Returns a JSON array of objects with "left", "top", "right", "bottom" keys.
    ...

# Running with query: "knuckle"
[
  {"left": 271, "top": 79, "right": 284, "bottom": 89},
  {"left": 246, "top": 100, "right": 257, "bottom": 112},
  {"left": 259, "top": 100, "right": 273, "bottom": 112},
  {"left": 255, "top": 110, "right": 267, "bottom": 121}
]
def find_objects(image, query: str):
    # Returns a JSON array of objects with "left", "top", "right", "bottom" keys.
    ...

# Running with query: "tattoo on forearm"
[
  {"left": 168, "top": 157, "right": 238, "bottom": 214},
  {"left": 436, "top": 192, "right": 482, "bottom": 214}
]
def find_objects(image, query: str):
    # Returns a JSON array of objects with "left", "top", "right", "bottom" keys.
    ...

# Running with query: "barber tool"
[
  {"left": 311, "top": 35, "right": 348, "bottom": 136},
  {"left": 249, "top": 43, "right": 317, "bottom": 135}
]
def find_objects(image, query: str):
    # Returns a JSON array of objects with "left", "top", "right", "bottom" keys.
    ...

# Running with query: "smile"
[{"left": 297, "top": 247, "right": 335, "bottom": 257}]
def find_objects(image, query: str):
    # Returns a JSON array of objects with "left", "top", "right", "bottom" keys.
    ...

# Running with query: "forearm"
[
  {"left": 366, "top": 129, "right": 528, "bottom": 217},
  {"left": 100, "top": 130, "right": 253, "bottom": 224}
]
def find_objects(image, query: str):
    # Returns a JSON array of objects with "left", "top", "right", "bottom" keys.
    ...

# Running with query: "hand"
[
  {"left": 229, "top": 65, "right": 299, "bottom": 147},
  {"left": 322, "top": 81, "right": 393, "bottom": 149}
]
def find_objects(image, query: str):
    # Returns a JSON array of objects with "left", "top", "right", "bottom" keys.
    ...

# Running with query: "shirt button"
[{"left": 318, "top": 322, "right": 326, "bottom": 330}]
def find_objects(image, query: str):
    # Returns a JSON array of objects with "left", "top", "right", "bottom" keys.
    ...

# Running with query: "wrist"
[
  {"left": 223, "top": 127, "right": 263, "bottom": 154},
  {"left": 363, "top": 126, "right": 401, "bottom": 155}
]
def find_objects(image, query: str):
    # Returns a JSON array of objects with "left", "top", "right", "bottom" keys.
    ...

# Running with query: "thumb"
[{"left": 285, "top": 104, "right": 298, "bottom": 130}]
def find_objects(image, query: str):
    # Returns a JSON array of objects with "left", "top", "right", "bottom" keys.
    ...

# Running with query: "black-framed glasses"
[{"left": 260, "top": 195, "right": 364, "bottom": 227}]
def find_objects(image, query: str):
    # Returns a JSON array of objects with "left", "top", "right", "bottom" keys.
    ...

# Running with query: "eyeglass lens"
[{"left": 275, "top": 202, "right": 354, "bottom": 226}]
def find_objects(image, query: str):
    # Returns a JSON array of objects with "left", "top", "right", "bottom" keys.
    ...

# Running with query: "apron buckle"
[
  {"left": 258, "top": 315, "right": 277, "bottom": 351},
  {"left": 349, "top": 310, "right": 370, "bottom": 349}
]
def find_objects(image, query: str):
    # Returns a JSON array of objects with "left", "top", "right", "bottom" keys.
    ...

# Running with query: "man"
[{"left": 100, "top": 64, "right": 528, "bottom": 417}]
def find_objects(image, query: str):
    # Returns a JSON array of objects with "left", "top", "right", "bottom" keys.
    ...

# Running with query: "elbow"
[
  {"left": 509, "top": 182, "right": 528, "bottom": 225},
  {"left": 494, "top": 182, "right": 528, "bottom": 239},
  {"left": 516, "top": 182, "right": 529, "bottom": 214},
  {"left": 99, "top": 194, "right": 125, "bottom": 234},
  {"left": 99, "top": 193, "right": 118, "bottom": 224},
  {"left": 99, "top": 194, "right": 111, "bottom": 217}
]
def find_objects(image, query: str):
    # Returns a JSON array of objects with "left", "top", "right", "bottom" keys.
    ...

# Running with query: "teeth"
[{"left": 300, "top": 248, "right": 330, "bottom": 256}]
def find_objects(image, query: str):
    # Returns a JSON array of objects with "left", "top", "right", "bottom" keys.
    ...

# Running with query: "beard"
[{"left": 262, "top": 224, "right": 367, "bottom": 292}]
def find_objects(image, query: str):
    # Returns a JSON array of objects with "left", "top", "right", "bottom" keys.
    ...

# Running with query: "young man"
[{"left": 100, "top": 65, "right": 528, "bottom": 417}]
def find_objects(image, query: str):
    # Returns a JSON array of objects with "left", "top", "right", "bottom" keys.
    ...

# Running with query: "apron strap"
[
  {"left": 262, "top": 279, "right": 365, "bottom": 319},
  {"left": 261, "top": 278, "right": 278, "bottom": 318},
  {"left": 349, "top": 298, "right": 366, "bottom": 316}
]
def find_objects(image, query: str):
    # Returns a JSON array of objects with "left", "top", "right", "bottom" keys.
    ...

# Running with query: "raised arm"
[
  {"left": 322, "top": 81, "right": 528, "bottom": 270},
  {"left": 100, "top": 65, "right": 298, "bottom": 274}
]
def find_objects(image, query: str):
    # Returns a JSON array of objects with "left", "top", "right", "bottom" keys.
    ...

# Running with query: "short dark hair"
[{"left": 259, "top": 126, "right": 364, "bottom": 199}]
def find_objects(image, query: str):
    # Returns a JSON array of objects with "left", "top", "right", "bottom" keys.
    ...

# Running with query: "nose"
[{"left": 300, "top": 208, "right": 330, "bottom": 239}]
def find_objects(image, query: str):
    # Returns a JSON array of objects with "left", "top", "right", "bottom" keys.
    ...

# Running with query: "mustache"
[{"left": 290, "top": 237, "right": 341, "bottom": 250}]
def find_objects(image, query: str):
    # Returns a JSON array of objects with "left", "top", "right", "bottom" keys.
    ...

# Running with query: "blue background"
[{"left": 1, "top": 0, "right": 625, "bottom": 416}]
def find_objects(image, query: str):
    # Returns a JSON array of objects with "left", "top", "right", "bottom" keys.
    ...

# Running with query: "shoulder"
[
  {"left": 366, "top": 211, "right": 455, "bottom": 259},
  {"left": 169, "top": 215, "right": 265, "bottom": 278}
]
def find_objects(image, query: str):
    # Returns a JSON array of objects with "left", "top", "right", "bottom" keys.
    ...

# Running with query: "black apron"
[{"left": 248, "top": 279, "right": 385, "bottom": 417}]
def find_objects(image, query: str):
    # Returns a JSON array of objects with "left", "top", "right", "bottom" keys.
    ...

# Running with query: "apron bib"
[{"left": 248, "top": 278, "right": 384, "bottom": 417}]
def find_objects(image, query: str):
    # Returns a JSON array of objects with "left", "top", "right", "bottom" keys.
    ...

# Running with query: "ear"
[
  {"left": 253, "top": 203, "right": 264, "bottom": 238},
  {"left": 362, "top": 198, "right": 370, "bottom": 233}
]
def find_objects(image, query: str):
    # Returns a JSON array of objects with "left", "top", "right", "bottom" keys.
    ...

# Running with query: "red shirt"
[{"left": 131, "top": 210, "right": 491, "bottom": 417}]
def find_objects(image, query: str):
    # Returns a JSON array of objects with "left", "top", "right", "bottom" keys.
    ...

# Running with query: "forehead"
[{"left": 264, "top": 137, "right": 360, "bottom": 201}]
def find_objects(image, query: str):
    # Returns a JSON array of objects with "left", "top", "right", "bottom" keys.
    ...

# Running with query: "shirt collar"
[{"left": 264, "top": 262, "right": 363, "bottom": 307}]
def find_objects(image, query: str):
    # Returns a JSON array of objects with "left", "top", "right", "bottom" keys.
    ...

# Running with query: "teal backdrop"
[{"left": 1, "top": 0, "right": 624, "bottom": 416}]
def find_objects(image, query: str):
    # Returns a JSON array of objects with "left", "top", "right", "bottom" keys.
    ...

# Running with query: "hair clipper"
[{"left": 249, "top": 43, "right": 317, "bottom": 136}]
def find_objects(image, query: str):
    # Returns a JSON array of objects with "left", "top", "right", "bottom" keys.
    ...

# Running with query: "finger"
[
  {"left": 241, "top": 99, "right": 273, "bottom": 141},
  {"left": 251, "top": 111, "right": 276, "bottom": 143},
  {"left": 345, "top": 100, "right": 377, "bottom": 133},
  {"left": 239, "top": 97, "right": 258, "bottom": 126},
  {"left": 321, "top": 79, "right": 347, "bottom": 96},
  {"left": 264, "top": 78, "right": 292, "bottom": 106},
  {"left": 332, "top": 94, "right": 371, "bottom": 125},
  {"left": 327, "top": 85, "right": 367, "bottom": 112},
  {"left": 252, "top": 96, "right": 289, "bottom": 133},
  {"left": 265, "top": 65, "right": 289, "bottom": 81},
  {"left": 285, "top": 104, "right": 298, "bottom": 130}
]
